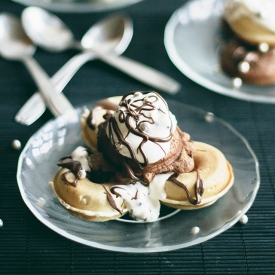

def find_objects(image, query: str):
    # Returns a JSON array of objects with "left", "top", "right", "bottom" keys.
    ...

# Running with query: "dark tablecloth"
[{"left": 1, "top": 0, "right": 275, "bottom": 274}]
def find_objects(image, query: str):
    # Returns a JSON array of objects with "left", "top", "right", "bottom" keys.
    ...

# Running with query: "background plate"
[
  {"left": 12, "top": 0, "right": 143, "bottom": 13},
  {"left": 17, "top": 100, "right": 260, "bottom": 253},
  {"left": 164, "top": 0, "right": 275, "bottom": 104}
]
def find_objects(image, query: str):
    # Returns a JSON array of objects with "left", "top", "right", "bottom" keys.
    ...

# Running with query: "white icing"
[
  {"left": 112, "top": 173, "right": 172, "bottom": 222},
  {"left": 106, "top": 91, "right": 177, "bottom": 164},
  {"left": 71, "top": 146, "right": 91, "bottom": 172},
  {"left": 224, "top": 0, "right": 275, "bottom": 33}
]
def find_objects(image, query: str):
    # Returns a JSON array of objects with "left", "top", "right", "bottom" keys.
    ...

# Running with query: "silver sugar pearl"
[
  {"left": 12, "top": 139, "right": 21, "bottom": 150},
  {"left": 115, "top": 141, "right": 122, "bottom": 150},
  {"left": 191, "top": 226, "right": 200, "bottom": 235},
  {"left": 239, "top": 214, "right": 248, "bottom": 224},
  {"left": 258, "top": 42, "right": 269, "bottom": 53},
  {"left": 134, "top": 91, "right": 142, "bottom": 97},
  {"left": 78, "top": 169, "right": 86, "bottom": 179},
  {"left": 232, "top": 77, "right": 243, "bottom": 89},
  {"left": 0, "top": 219, "right": 3, "bottom": 227},
  {"left": 139, "top": 122, "right": 149, "bottom": 132},
  {"left": 238, "top": 61, "right": 250, "bottom": 73},
  {"left": 205, "top": 112, "right": 214, "bottom": 122},
  {"left": 214, "top": 64, "right": 222, "bottom": 73},
  {"left": 37, "top": 197, "right": 45, "bottom": 207}
]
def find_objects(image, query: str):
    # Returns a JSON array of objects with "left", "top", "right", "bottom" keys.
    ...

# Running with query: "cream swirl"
[{"left": 106, "top": 91, "right": 177, "bottom": 164}]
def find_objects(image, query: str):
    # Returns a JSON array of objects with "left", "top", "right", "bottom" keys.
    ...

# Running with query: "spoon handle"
[
  {"left": 94, "top": 50, "right": 181, "bottom": 94},
  {"left": 22, "top": 56, "right": 74, "bottom": 117},
  {"left": 15, "top": 52, "right": 95, "bottom": 125}
]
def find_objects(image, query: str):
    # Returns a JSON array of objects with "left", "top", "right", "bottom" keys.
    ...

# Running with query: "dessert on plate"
[
  {"left": 49, "top": 91, "right": 234, "bottom": 222},
  {"left": 220, "top": 0, "right": 275, "bottom": 86}
]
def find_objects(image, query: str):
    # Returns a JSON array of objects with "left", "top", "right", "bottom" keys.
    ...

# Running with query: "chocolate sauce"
[
  {"left": 57, "top": 156, "right": 82, "bottom": 187},
  {"left": 169, "top": 170, "right": 204, "bottom": 205},
  {"left": 102, "top": 185, "right": 122, "bottom": 215}
]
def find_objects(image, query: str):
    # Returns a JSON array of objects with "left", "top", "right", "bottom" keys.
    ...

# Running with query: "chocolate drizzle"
[
  {"left": 169, "top": 169, "right": 204, "bottom": 205},
  {"left": 57, "top": 156, "right": 82, "bottom": 187},
  {"left": 102, "top": 185, "right": 122, "bottom": 215}
]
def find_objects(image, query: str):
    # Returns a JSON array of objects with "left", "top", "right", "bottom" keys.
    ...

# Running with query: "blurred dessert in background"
[{"left": 220, "top": 0, "right": 275, "bottom": 86}]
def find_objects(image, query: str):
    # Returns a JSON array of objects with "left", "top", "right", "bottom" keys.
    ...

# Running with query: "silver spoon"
[
  {"left": 21, "top": 6, "right": 181, "bottom": 94},
  {"left": 0, "top": 12, "right": 74, "bottom": 117},
  {"left": 16, "top": 13, "right": 133, "bottom": 125}
]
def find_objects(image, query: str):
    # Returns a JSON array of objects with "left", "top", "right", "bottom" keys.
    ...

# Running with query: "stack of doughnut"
[
  {"left": 49, "top": 91, "right": 234, "bottom": 222},
  {"left": 220, "top": 0, "right": 275, "bottom": 86}
]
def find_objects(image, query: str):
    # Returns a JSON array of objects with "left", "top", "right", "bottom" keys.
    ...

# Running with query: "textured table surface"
[{"left": 1, "top": 0, "right": 275, "bottom": 274}]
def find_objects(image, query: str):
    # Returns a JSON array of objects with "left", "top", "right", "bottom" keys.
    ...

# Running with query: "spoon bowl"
[
  {"left": 0, "top": 13, "right": 35, "bottom": 60},
  {"left": 21, "top": 6, "right": 133, "bottom": 54},
  {"left": 81, "top": 14, "right": 132, "bottom": 55},
  {"left": 0, "top": 12, "right": 73, "bottom": 117},
  {"left": 21, "top": 6, "right": 74, "bottom": 51}
]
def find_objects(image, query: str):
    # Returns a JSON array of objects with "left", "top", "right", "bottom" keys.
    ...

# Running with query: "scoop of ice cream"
[
  {"left": 97, "top": 91, "right": 195, "bottom": 183},
  {"left": 106, "top": 91, "right": 177, "bottom": 164},
  {"left": 224, "top": 0, "right": 275, "bottom": 45}
]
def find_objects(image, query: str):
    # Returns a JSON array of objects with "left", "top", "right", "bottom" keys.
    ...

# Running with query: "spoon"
[
  {"left": 16, "top": 13, "right": 132, "bottom": 125},
  {"left": 0, "top": 12, "right": 74, "bottom": 117},
  {"left": 21, "top": 6, "right": 181, "bottom": 94}
]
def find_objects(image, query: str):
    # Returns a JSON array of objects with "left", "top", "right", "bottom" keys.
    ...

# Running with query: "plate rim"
[{"left": 12, "top": 0, "right": 144, "bottom": 13}]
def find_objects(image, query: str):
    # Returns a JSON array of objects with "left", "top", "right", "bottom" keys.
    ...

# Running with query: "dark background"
[{"left": 1, "top": 0, "right": 275, "bottom": 274}]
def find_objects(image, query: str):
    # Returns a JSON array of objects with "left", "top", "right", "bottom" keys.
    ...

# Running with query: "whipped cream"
[
  {"left": 71, "top": 146, "right": 91, "bottom": 172},
  {"left": 111, "top": 173, "right": 172, "bottom": 222},
  {"left": 224, "top": 0, "right": 275, "bottom": 33},
  {"left": 106, "top": 91, "right": 177, "bottom": 164}
]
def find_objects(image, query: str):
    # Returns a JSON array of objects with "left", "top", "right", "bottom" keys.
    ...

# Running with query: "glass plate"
[
  {"left": 12, "top": 0, "right": 143, "bottom": 13},
  {"left": 164, "top": 0, "right": 275, "bottom": 104},
  {"left": 17, "top": 100, "right": 260, "bottom": 253}
]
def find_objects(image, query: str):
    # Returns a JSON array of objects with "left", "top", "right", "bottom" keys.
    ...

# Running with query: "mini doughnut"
[
  {"left": 49, "top": 168, "right": 127, "bottom": 222},
  {"left": 161, "top": 142, "right": 234, "bottom": 210},
  {"left": 220, "top": 37, "right": 275, "bottom": 85}
]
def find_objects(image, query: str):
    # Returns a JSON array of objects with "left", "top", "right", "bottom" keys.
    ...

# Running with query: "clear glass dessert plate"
[
  {"left": 17, "top": 100, "right": 260, "bottom": 253},
  {"left": 164, "top": 0, "right": 275, "bottom": 104},
  {"left": 12, "top": 0, "right": 143, "bottom": 13}
]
